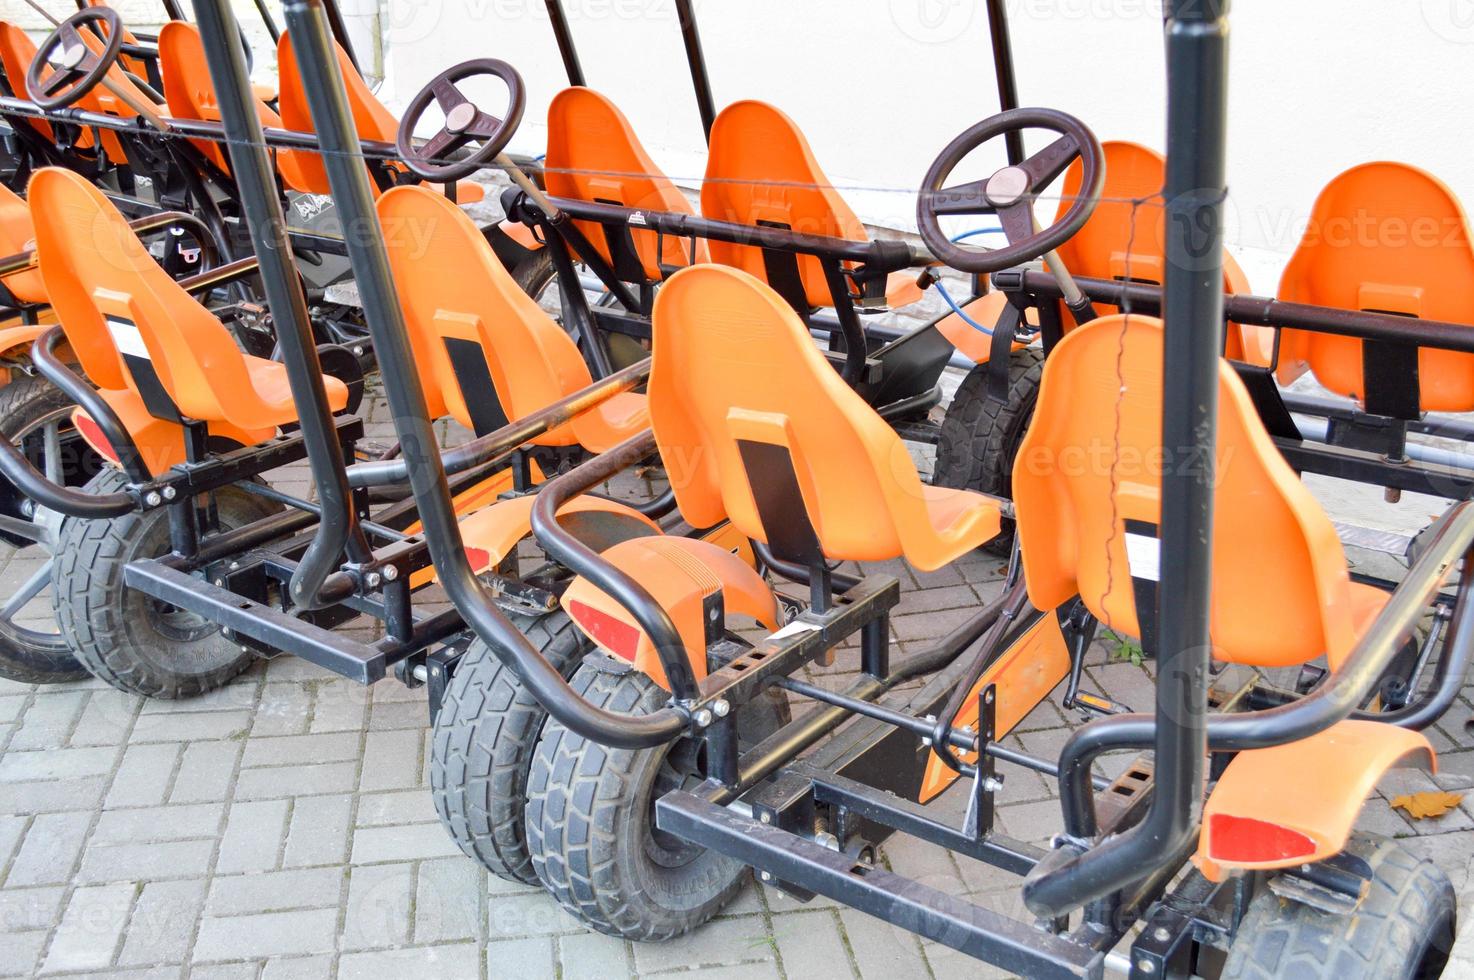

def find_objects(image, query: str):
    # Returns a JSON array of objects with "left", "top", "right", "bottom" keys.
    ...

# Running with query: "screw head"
[
  {"left": 712, "top": 699, "right": 730, "bottom": 718},
  {"left": 366, "top": 572, "right": 382, "bottom": 588},
  {"left": 693, "top": 708, "right": 713, "bottom": 727},
  {"left": 1137, "top": 959, "right": 1156, "bottom": 975},
  {"left": 759, "top": 812, "right": 772, "bottom": 824},
  {"left": 383, "top": 565, "right": 400, "bottom": 582},
  {"left": 759, "top": 870, "right": 772, "bottom": 882},
  {"left": 144, "top": 491, "right": 162, "bottom": 507},
  {"left": 162, "top": 486, "right": 178, "bottom": 501},
  {"left": 1153, "top": 926, "right": 1172, "bottom": 942}
]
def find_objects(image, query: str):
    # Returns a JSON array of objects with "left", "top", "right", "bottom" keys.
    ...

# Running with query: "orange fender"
[
  {"left": 563, "top": 535, "right": 780, "bottom": 691},
  {"left": 0, "top": 319, "right": 50, "bottom": 359},
  {"left": 1195, "top": 719, "right": 1435, "bottom": 881},
  {"left": 918, "top": 611, "right": 1072, "bottom": 802},
  {"left": 450, "top": 493, "right": 659, "bottom": 580}
]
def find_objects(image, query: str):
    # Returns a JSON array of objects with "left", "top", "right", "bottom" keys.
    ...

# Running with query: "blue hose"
[{"left": 932, "top": 227, "right": 1006, "bottom": 335}]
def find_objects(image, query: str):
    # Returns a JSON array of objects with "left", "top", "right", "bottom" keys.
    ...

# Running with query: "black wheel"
[
  {"left": 431, "top": 611, "right": 589, "bottom": 884},
  {"left": 509, "top": 249, "right": 648, "bottom": 369},
  {"left": 526, "top": 662, "right": 790, "bottom": 940},
  {"left": 0, "top": 375, "right": 99, "bottom": 684},
  {"left": 1221, "top": 834, "right": 1455, "bottom": 980},
  {"left": 933, "top": 347, "right": 1044, "bottom": 556},
  {"left": 52, "top": 469, "right": 280, "bottom": 698}
]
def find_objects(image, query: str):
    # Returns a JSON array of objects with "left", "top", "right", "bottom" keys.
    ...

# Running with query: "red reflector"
[
  {"left": 73, "top": 412, "right": 119, "bottom": 462},
  {"left": 464, "top": 546, "right": 491, "bottom": 573},
  {"left": 1208, "top": 814, "right": 1317, "bottom": 864},
  {"left": 567, "top": 598, "right": 642, "bottom": 661}
]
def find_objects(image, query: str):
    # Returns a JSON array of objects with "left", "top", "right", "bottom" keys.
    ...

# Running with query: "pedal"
[{"left": 1071, "top": 691, "right": 1131, "bottom": 717}]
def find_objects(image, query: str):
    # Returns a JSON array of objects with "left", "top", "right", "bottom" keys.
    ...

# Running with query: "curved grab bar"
[
  {"left": 1022, "top": 498, "right": 1474, "bottom": 919},
  {"left": 528, "top": 430, "right": 702, "bottom": 703}
]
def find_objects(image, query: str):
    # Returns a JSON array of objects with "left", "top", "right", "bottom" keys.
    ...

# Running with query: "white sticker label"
[
  {"left": 767, "top": 620, "right": 821, "bottom": 642},
  {"left": 106, "top": 317, "right": 150, "bottom": 360},
  {"left": 1124, "top": 532, "right": 1161, "bottom": 582}
]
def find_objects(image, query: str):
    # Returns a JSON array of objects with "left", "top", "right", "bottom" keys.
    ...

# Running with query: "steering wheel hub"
[
  {"left": 445, "top": 101, "right": 477, "bottom": 134},
  {"left": 985, "top": 166, "right": 1032, "bottom": 208},
  {"left": 54, "top": 45, "right": 86, "bottom": 70}
]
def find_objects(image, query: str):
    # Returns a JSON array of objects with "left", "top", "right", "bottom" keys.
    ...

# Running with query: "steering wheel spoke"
[
  {"left": 1020, "top": 135, "right": 1082, "bottom": 191},
  {"left": 431, "top": 76, "right": 469, "bottom": 113},
  {"left": 930, "top": 179, "right": 995, "bottom": 217},
  {"left": 420, "top": 127, "right": 467, "bottom": 163}
]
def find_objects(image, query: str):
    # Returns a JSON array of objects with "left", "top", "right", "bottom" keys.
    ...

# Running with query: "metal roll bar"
[
  {"left": 275, "top": 0, "right": 687, "bottom": 749},
  {"left": 1018, "top": 0, "right": 1230, "bottom": 921},
  {"left": 195, "top": 0, "right": 372, "bottom": 610}
]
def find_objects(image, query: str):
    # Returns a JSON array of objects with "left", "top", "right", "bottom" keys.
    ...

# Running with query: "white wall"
[{"left": 378, "top": 0, "right": 1474, "bottom": 291}]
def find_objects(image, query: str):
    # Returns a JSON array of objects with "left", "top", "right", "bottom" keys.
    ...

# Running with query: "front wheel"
[
  {"left": 52, "top": 469, "right": 281, "bottom": 698},
  {"left": 526, "top": 662, "right": 789, "bottom": 940},
  {"left": 1221, "top": 834, "right": 1454, "bottom": 979},
  {"left": 0, "top": 375, "right": 100, "bottom": 684},
  {"left": 933, "top": 347, "right": 1044, "bottom": 556}
]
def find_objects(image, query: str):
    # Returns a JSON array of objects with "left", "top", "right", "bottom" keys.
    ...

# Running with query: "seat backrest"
[
  {"left": 701, "top": 100, "right": 865, "bottom": 309},
  {"left": 1053, "top": 141, "right": 1253, "bottom": 359},
  {"left": 1014, "top": 314, "right": 1361, "bottom": 669},
  {"left": 377, "top": 185, "right": 594, "bottom": 445},
  {"left": 29, "top": 167, "right": 259, "bottom": 421},
  {"left": 276, "top": 30, "right": 397, "bottom": 196},
  {"left": 0, "top": 22, "right": 53, "bottom": 142},
  {"left": 0, "top": 183, "right": 47, "bottom": 305},
  {"left": 1276, "top": 162, "right": 1474, "bottom": 412},
  {"left": 544, "top": 87, "right": 704, "bottom": 283},
  {"left": 650, "top": 264, "right": 944, "bottom": 563}
]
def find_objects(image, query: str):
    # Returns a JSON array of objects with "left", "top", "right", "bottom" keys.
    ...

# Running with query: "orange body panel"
[
  {"left": 545, "top": 87, "right": 706, "bottom": 281},
  {"left": 73, "top": 387, "right": 271, "bottom": 477},
  {"left": 1276, "top": 162, "right": 1474, "bottom": 410},
  {"left": 426, "top": 492, "right": 657, "bottom": 591},
  {"left": 649, "top": 265, "right": 999, "bottom": 569},
  {"left": 702, "top": 101, "right": 896, "bottom": 310},
  {"left": 933, "top": 291, "right": 1035, "bottom": 364},
  {"left": 0, "top": 183, "right": 46, "bottom": 305},
  {"left": 918, "top": 611, "right": 1072, "bottom": 802},
  {"left": 0, "top": 320, "right": 51, "bottom": 363},
  {"left": 1053, "top": 142, "right": 1260, "bottom": 362},
  {"left": 1014, "top": 314, "right": 1372, "bottom": 669},
  {"left": 377, "top": 185, "right": 648, "bottom": 450},
  {"left": 28, "top": 168, "right": 347, "bottom": 434},
  {"left": 0, "top": 21, "right": 114, "bottom": 155},
  {"left": 563, "top": 535, "right": 779, "bottom": 691},
  {"left": 1195, "top": 720, "right": 1434, "bottom": 880}
]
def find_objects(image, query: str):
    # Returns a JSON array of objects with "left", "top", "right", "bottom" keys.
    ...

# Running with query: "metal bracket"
[{"left": 964, "top": 684, "right": 999, "bottom": 841}]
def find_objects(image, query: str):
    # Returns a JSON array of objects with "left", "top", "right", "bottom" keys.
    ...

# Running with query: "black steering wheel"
[
  {"left": 26, "top": 6, "right": 124, "bottom": 111},
  {"left": 917, "top": 107, "right": 1104, "bottom": 274},
  {"left": 396, "top": 59, "right": 525, "bottom": 183}
]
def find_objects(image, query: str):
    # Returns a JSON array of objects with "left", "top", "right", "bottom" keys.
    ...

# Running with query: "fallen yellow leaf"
[{"left": 1390, "top": 791, "right": 1464, "bottom": 820}]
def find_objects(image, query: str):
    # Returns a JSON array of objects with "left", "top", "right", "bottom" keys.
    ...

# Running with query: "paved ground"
[{"left": 4, "top": 382, "right": 1474, "bottom": 979}]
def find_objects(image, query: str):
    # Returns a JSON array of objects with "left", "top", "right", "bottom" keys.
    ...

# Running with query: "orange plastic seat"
[
  {"left": 377, "top": 185, "right": 647, "bottom": 451},
  {"left": 1276, "top": 162, "right": 1474, "bottom": 411},
  {"left": 0, "top": 184, "right": 46, "bottom": 306},
  {"left": 0, "top": 20, "right": 121, "bottom": 158},
  {"left": 544, "top": 87, "right": 707, "bottom": 282},
  {"left": 28, "top": 167, "right": 347, "bottom": 434},
  {"left": 701, "top": 100, "right": 916, "bottom": 311},
  {"left": 650, "top": 265, "right": 999, "bottom": 570},
  {"left": 1053, "top": 141, "right": 1260, "bottom": 361},
  {"left": 276, "top": 32, "right": 481, "bottom": 204},
  {"left": 1015, "top": 314, "right": 1379, "bottom": 671},
  {"left": 158, "top": 22, "right": 314, "bottom": 191}
]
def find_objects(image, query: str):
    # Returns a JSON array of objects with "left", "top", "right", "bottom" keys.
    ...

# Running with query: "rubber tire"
[
  {"left": 52, "top": 469, "right": 280, "bottom": 698},
  {"left": 431, "top": 612, "right": 589, "bottom": 885},
  {"left": 1221, "top": 834, "right": 1455, "bottom": 979},
  {"left": 526, "top": 663, "right": 790, "bottom": 940},
  {"left": 933, "top": 347, "right": 1045, "bottom": 556},
  {"left": 510, "top": 249, "right": 648, "bottom": 369},
  {"left": 0, "top": 376, "right": 91, "bottom": 684}
]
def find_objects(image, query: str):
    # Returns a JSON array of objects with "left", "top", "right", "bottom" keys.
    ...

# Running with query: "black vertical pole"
[
  {"left": 983, "top": 0, "right": 1023, "bottom": 164},
  {"left": 253, "top": 0, "right": 282, "bottom": 43},
  {"left": 321, "top": 0, "right": 361, "bottom": 72},
  {"left": 1154, "top": 0, "right": 1227, "bottom": 858},
  {"left": 161, "top": 0, "right": 187, "bottom": 21},
  {"left": 1020, "top": 0, "right": 1230, "bottom": 920},
  {"left": 674, "top": 0, "right": 716, "bottom": 142},
  {"left": 192, "top": 0, "right": 371, "bottom": 606},
  {"left": 544, "top": 0, "right": 586, "bottom": 87}
]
